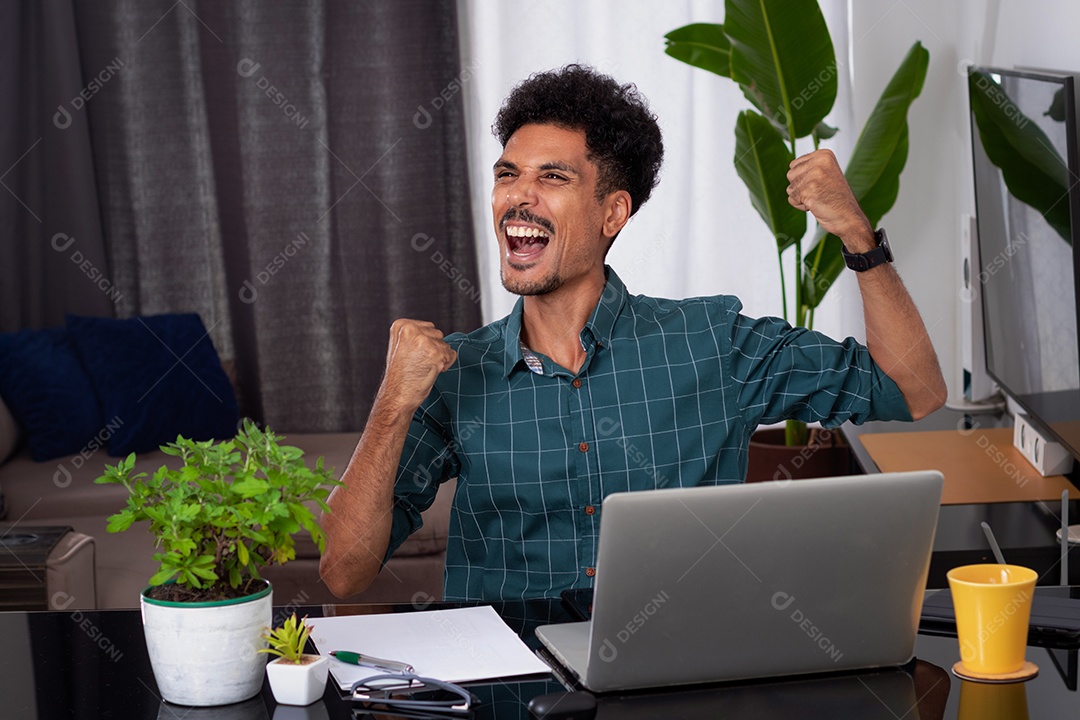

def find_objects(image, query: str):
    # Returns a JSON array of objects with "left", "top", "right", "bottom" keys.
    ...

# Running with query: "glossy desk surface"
[
  {"left": 2, "top": 598, "right": 1078, "bottom": 719},
  {"left": 843, "top": 409, "right": 1080, "bottom": 587}
]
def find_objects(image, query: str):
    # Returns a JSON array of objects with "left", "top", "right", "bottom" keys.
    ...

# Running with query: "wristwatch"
[{"left": 842, "top": 228, "right": 893, "bottom": 272}]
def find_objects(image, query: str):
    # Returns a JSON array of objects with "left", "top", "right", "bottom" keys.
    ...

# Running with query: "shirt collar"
[
  {"left": 502, "top": 266, "right": 628, "bottom": 378},
  {"left": 586, "top": 265, "right": 626, "bottom": 347}
]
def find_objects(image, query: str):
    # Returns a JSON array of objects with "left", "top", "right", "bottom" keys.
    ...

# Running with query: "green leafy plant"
[
  {"left": 95, "top": 419, "right": 342, "bottom": 602},
  {"left": 665, "top": 0, "right": 930, "bottom": 445},
  {"left": 259, "top": 613, "right": 315, "bottom": 664}
]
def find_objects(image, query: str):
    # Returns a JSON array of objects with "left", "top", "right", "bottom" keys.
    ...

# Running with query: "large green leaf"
[
  {"left": 844, "top": 42, "right": 928, "bottom": 201},
  {"left": 801, "top": 42, "right": 928, "bottom": 311},
  {"left": 969, "top": 71, "right": 1071, "bottom": 243},
  {"left": 734, "top": 110, "right": 806, "bottom": 251},
  {"left": 800, "top": 229, "right": 842, "bottom": 310},
  {"left": 664, "top": 23, "right": 731, "bottom": 78},
  {"left": 858, "top": 122, "right": 910, "bottom": 226},
  {"left": 725, "top": 0, "right": 837, "bottom": 140}
]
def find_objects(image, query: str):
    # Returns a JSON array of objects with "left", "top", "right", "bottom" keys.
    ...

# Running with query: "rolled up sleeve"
[
  {"left": 725, "top": 301, "right": 912, "bottom": 428},
  {"left": 383, "top": 389, "right": 460, "bottom": 563}
]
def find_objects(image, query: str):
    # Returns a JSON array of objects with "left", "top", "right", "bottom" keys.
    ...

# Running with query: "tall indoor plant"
[
  {"left": 665, "top": 0, "right": 930, "bottom": 448},
  {"left": 95, "top": 420, "right": 340, "bottom": 706}
]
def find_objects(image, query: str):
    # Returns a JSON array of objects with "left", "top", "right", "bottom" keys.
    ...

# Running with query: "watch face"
[{"left": 877, "top": 228, "right": 893, "bottom": 262}]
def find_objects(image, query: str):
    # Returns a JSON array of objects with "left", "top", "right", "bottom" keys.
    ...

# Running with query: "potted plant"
[
  {"left": 95, "top": 419, "right": 341, "bottom": 706},
  {"left": 664, "top": 0, "right": 930, "bottom": 472},
  {"left": 260, "top": 612, "right": 329, "bottom": 706}
]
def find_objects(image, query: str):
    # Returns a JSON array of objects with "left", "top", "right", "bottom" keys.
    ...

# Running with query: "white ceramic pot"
[
  {"left": 265, "top": 655, "right": 329, "bottom": 706},
  {"left": 141, "top": 581, "right": 272, "bottom": 706}
]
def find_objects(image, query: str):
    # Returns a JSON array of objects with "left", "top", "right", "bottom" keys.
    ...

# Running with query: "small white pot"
[
  {"left": 141, "top": 581, "right": 272, "bottom": 706},
  {"left": 265, "top": 654, "right": 329, "bottom": 706}
]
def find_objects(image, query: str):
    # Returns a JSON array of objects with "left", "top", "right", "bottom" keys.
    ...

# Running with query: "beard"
[
  {"left": 498, "top": 207, "right": 562, "bottom": 296},
  {"left": 500, "top": 264, "right": 562, "bottom": 296}
]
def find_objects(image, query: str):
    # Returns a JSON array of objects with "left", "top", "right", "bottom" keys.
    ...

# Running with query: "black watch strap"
[{"left": 842, "top": 228, "right": 893, "bottom": 272}]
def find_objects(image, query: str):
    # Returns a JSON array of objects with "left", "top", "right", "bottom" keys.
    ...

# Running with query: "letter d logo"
[
  {"left": 413, "top": 105, "right": 432, "bottom": 130},
  {"left": 956, "top": 418, "right": 981, "bottom": 438},
  {"left": 596, "top": 417, "right": 621, "bottom": 437},
  {"left": 411, "top": 232, "right": 435, "bottom": 252},
  {"left": 54, "top": 464, "right": 72, "bottom": 488},
  {"left": 771, "top": 591, "right": 795, "bottom": 611},
  {"left": 51, "top": 233, "right": 76, "bottom": 252},
  {"left": 598, "top": 638, "right": 618, "bottom": 663},
  {"left": 236, "top": 58, "right": 261, "bottom": 78},
  {"left": 54, "top": 105, "right": 72, "bottom": 129},
  {"left": 412, "top": 463, "right": 433, "bottom": 489},
  {"left": 51, "top": 591, "right": 76, "bottom": 610},
  {"left": 238, "top": 279, "right": 258, "bottom": 304},
  {"left": 772, "top": 465, "right": 793, "bottom": 487},
  {"left": 410, "top": 591, "right": 434, "bottom": 610}
]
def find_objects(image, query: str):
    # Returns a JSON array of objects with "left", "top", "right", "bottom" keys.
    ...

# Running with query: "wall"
[
  {"left": 850, "top": 0, "right": 1080, "bottom": 401},
  {"left": 458, "top": 0, "right": 860, "bottom": 344},
  {"left": 459, "top": 0, "right": 1080, "bottom": 404}
]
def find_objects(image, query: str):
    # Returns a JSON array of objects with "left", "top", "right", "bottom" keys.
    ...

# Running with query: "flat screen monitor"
[{"left": 968, "top": 66, "right": 1080, "bottom": 460}]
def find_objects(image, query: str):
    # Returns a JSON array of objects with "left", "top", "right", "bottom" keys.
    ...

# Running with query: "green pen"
[{"left": 329, "top": 650, "right": 414, "bottom": 674}]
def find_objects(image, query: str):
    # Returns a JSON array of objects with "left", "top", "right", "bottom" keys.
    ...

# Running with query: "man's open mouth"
[{"left": 505, "top": 225, "right": 550, "bottom": 259}]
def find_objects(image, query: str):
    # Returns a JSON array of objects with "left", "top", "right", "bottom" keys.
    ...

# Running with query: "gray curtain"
[
  {"left": 2, "top": 0, "right": 481, "bottom": 433},
  {"left": 0, "top": 1, "right": 115, "bottom": 329}
]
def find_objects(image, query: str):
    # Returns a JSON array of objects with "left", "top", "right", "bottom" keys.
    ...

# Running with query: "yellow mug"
[{"left": 947, "top": 564, "right": 1037, "bottom": 675}]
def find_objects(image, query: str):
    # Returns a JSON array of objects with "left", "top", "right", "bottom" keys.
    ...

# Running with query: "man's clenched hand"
[
  {"left": 380, "top": 319, "right": 458, "bottom": 413},
  {"left": 787, "top": 149, "right": 875, "bottom": 252}
]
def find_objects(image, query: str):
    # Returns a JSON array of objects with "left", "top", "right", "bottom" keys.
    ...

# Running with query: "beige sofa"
[{"left": 0, "top": 431, "right": 454, "bottom": 609}]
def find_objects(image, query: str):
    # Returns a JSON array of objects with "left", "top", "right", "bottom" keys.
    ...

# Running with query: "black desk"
[
  {"left": 2, "top": 599, "right": 1078, "bottom": 719},
  {"left": 843, "top": 408, "right": 1080, "bottom": 587}
]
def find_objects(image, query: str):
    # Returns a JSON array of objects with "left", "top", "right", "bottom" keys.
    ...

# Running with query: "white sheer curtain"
[{"left": 458, "top": 0, "right": 861, "bottom": 342}]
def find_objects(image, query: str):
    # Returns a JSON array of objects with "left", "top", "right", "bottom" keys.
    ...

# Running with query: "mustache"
[{"left": 501, "top": 208, "right": 554, "bottom": 235}]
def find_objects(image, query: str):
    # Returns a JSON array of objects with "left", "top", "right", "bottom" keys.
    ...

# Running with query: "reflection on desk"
[
  {"left": 5, "top": 600, "right": 1080, "bottom": 719},
  {"left": 152, "top": 698, "right": 333, "bottom": 720},
  {"left": 156, "top": 697, "right": 269, "bottom": 720},
  {"left": 346, "top": 665, "right": 947, "bottom": 720},
  {"left": 588, "top": 661, "right": 949, "bottom": 720}
]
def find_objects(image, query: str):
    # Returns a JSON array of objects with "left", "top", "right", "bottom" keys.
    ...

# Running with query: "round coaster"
[{"left": 952, "top": 660, "right": 1039, "bottom": 683}]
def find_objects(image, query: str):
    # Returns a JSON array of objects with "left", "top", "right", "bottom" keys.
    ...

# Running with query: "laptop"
[{"left": 535, "top": 471, "right": 944, "bottom": 692}]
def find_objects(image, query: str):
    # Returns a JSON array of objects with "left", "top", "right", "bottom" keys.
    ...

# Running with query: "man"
[{"left": 320, "top": 65, "right": 945, "bottom": 602}]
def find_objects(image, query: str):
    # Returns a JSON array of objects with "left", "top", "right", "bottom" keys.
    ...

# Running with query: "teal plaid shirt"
[{"left": 386, "top": 267, "right": 911, "bottom": 601}]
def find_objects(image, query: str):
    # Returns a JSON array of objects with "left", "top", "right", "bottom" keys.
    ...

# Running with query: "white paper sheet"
[{"left": 308, "top": 605, "right": 551, "bottom": 690}]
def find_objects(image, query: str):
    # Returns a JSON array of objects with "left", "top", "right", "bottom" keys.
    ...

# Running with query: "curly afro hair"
[{"left": 493, "top": 64, "right": 664, "bottom": 217}]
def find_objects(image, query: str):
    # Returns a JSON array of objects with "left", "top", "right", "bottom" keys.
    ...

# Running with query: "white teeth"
[{"left": 506, "top": 226, "right": 549, "bottom": 239}]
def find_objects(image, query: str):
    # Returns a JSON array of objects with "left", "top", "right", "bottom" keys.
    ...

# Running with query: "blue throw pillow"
[
  {"left": 66, "top": 314, "right": 239, "bottom": 456},
  {"left": 0, "top": 327, "right": 104, "bottom": 461}
]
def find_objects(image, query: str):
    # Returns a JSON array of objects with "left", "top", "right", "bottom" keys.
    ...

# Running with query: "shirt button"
[
  {"left": 585, "top": 505, "right": 596, "bottom": 515},
  {"left": 579, "top": 442, "right": 589, "bottom": 452},
  {"left": 572, "top": 378, "right": 582, "bottom": 388},
  {"left": 586, "top": 567, "right": 596, "bottom": 577}
]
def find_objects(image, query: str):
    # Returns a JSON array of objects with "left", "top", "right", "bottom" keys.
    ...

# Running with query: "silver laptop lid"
[{"left": 583, "top": 471, "right": 943, "bottom": 691}]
